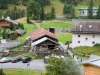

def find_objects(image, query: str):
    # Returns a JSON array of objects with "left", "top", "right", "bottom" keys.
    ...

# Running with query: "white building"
[
  {"left": 70, "top": 19, "right": 100, "bottom": 48},
  {"left": 79, "top": 8, "right": 98, "bottom": 15}
]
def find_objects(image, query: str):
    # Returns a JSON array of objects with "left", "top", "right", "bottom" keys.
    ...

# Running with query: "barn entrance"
[{"left": 49, "top": 28, "right": 55, "bottom": 33}]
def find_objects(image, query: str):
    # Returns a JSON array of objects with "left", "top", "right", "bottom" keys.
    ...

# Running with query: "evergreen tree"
[
  {"left": 50, "top": 7, "right": 56, "bottom": 19},
  {"left": 46, "top": 12, "right": 50, "bottom": 20},
  {"left": 87, "top": 0, "right": 93, "bottom": 19},
  {"left": 20, "top": 23, "right": 24, "bottom": 29},
  {"left": 26, "top": 17, "right": 30, "bottom": 23},
  {"left": 40, "top": 7, "right": 45, "bottom": 20},
  {"left": 96, "top": 5, "right": 100, "bottom": 19},
  {"left": 2, "top": 29, "right": 6, "bottom": 39},
  {"left": 70, "top": 5, "right": 76, "bottom": 18},
  {"left": 63, "top": 4, "right": 67, "bottom": 14},
  {"left": 26, "top": 0, "right": 41, "bottom": 20},
  {"left": 10, "top": 23, "right": 14, "bottom": 31}
]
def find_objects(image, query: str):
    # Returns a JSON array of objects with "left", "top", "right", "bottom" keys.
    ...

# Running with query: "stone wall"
[{"left": 49, "top": 28, "right": 70, "bottom": 34}]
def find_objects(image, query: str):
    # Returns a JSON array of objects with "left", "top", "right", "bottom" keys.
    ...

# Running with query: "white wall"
[
  {"left": 72, "top": 34, "right": 100, "bottom": 48},
  {"left": 80, "top": 9, "right": 97, "bottom": 15}
]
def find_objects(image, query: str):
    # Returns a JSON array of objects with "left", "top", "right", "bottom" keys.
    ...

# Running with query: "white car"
[{"left": 0, "top": 57, "right": 11, "bottom": 63}]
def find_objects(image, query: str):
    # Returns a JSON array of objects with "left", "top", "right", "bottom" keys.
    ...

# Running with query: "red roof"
[{"left": 30, "top": 28, "right": 57, "bottom": 41}]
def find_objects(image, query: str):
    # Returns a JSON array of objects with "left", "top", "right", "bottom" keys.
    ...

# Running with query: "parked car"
[
  {"left": 0, "top": 57, "right": 11, "bottom": 63},
  {"left": 11, "top": 57, "right": 22, "bottom": 63},
  {"left": 22, "top": 56, "right": 31, "bottom": 63}
]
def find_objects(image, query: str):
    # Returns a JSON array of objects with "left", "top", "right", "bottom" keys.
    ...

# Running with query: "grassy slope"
[
  {"left": 75, "top": 46, "right": 100, "bottom": 56},
  {"left": 15, "top": 18, "right": 34, "bottom": 42},
  {"left": 7, "top": 0, "right": 100, "bottom": 16},
  {"left": 44, "top": 0, "right": 64, "bottom": 16},
  {"left": 3, "top": 69, "right": 45, "bottom": 75},
  {"left": 56, "top": 33, "right": 72, "bottom": 44},
  {"left": 38, "top": 20, "right": 71, "bottom": 28}
]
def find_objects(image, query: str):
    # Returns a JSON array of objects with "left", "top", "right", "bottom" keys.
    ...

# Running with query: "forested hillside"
[{"left": 0, "top": 0, "right": 100, "bottom": 19}]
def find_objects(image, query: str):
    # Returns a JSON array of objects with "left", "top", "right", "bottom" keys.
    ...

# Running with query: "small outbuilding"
[{"left": 29, "top": 28, "right": 63, "bottom": 56}]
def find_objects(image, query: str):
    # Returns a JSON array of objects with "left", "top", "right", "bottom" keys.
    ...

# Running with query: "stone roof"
[
  {"left": 0, "top": 17, "right": 18, "bottom": 25},
  {"left": 30, "top": 28, "right": 58, "bottom": 41},
  {"left": 70, "top": 19, "right": 100, "bottom": 34},
  {"left": 82, "top": 55, "right": 100, "bottom": 67}
]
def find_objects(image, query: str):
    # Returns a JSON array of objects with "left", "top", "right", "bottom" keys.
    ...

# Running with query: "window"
[
  {"left": 93, "top": 35, "right": 95, "bottom": 38},
  {"left": 85, "top": 37, "right": 88, "bottom": 40},
  {"left": 78, "top": 35, "right": 80, "bottom": 37},
  {"left": 78, "top": 41, "right": 80, "bottom": 43},
  {"left": 92, "top": 41, "right": 95, "bottom": 44}
]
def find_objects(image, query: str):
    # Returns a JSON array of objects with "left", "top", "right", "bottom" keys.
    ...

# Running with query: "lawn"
[
  {"left": 74, "top": 46, "right": 100, "bottom": 56},
  {"left": 3, "top": 69, "right": 45, "bottom": 75},
  {"left": 16, "top": 21, "right": 34, "bottom": 42},
  {"left": 56, "top": 33, "right": 72, "bottom": 44},
  {"left": 38, "top": 20, "right": 71, "bottom": 29}
]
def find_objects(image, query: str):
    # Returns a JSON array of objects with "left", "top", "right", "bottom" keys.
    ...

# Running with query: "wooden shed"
[{"left": 30, "top": 28, "right": 63, "bottom": 56}]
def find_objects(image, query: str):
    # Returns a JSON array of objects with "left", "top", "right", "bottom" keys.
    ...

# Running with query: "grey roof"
[
  {"left": 8, "top": 29, "right": 25, "bottom": 35},
  {"left": 16, "top": 29, "right": 26, "bottom": 35},
  {"left": 82, "top": 55, "right": 100, "bottom": 67},
  {"left": 70, "top": 19, "right": 100, "bottom": 34},
  {"left": 89, "top": 54, "right": 100, "bottom": 60},
  {"left": 5, "top": 18, "right": 18, "bottom": 25}
]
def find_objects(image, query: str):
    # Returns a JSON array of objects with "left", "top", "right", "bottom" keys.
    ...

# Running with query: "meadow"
[
  {"left": 3, "top": 69, "right": 45, "bottom": 75},
  {"left": 74, "top": 46, "right": 100, "bottom": 56}
]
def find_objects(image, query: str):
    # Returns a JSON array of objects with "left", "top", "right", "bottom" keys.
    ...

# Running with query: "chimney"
[
  {"left": 2, "top": 16, "right": 4, "bottom": 19},
  {"left": 6, "top": 16, "right": 10, "bottom": 20}
]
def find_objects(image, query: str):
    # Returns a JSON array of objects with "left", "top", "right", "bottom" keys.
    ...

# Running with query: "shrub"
[{"left": 94, "top": 43, "right": 100, "bottom": 46}]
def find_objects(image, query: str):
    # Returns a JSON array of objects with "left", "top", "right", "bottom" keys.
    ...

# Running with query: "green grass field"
[
  {"left": 56, "top": 33, "right": 72, "bottom": 44},
  {"left": 3, "top": 69, "right": 45, "bottom": 75},
  {"left": 38, "top": 20, "right": 71, "bottom": 29},
  {"left": 74, "top": 46, "right": 100, "bottom": 55},
  {"left": 16, "top": 22, "right": 34, "bottom": 42}
]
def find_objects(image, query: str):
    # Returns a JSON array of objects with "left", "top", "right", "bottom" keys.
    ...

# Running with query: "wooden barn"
[
  {"left": 29, "top": 28, "right": 64, "bottom": 56},
  {"left": 0, "top": 17, "right": 18, "bottom": 28}
]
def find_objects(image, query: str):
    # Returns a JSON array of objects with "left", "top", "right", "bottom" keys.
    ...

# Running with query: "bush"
[
  {"left": 94, "top": 43, "right": 100, "bottom": 46},
  {"left": 0, "top": 69, "right": 5, "bottom": 75}
]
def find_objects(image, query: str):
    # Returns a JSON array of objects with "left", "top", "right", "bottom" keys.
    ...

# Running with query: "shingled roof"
[
  {"left": 0, "top": 17, "right": 18, "bottom": 25},
  {"left": 70, "top": 19, "right": 100, "bottom": 34},
  {"left": 30, "top": 28, "right": 58, "bottom": 41}
]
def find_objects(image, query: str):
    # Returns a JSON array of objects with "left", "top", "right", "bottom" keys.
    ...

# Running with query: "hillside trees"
[
  {"left": 22, "top": 0, "right": 50, "bottom": 7},
  {"left": 63, "top": 4, "right": 76, "bottom": 18},
  {"left": 1, "top": 6, "right": 25, "bottom": 20},
  {"left": 26, "top": 0, "right": 55, "bottom": 20},
  {"left": 96, "top": 5, "right": 100, "bottom": 19},
  {"left": 87, "top": 0, "right": 93, "bottom": 19},
  {"left": 26, "top": 0, "right": 41, "bottom": 20}
]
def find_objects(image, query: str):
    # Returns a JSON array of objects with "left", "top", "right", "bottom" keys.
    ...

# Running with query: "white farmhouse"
[
  {"left": 79, "top": 8, "right": 98, "bottom": 15},
  {"left": 70, "top": 19, "right": 100, "bottom": 48}
]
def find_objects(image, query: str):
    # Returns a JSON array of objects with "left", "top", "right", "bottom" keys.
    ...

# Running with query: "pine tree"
[
  {"left": 87, "top": 0, "right": 93, "bottom": 19},
  {"left": 96, "top": 5, "right": 100, "bottom": 19},
  {"left": 50, "top": 7, "right": 55, "bottom": 19},
  {"left": 10, "top": 23, "right": 14, "bottom": 31},
  {"left": 40, "top": 7, "right": 45, "bottom": 20}
]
